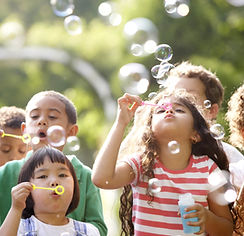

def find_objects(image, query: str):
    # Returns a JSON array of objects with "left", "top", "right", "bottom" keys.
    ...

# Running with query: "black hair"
[{"left": 18, "top": 146, "right": 80, "bottom": 218}]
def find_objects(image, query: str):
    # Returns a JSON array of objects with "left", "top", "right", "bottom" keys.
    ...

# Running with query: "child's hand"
[
  {"left": 117, "top": 93, "right": 142, "bottom": 126},
  {"left": 184, "top": 203, "right": 207, "bottom": 234},
  {"left": 0, "top": 129, "right": 4, "bottom": 137},
  {"left": 11, "top": 182, "right": 33, "bottom": 212}
]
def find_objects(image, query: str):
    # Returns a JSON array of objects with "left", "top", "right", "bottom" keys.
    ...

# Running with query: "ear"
[
  {"left": 190, "top": 131, "right": 201, "bottom": 144},
  {"left": 67, "top": 124, "right": 78, "bottom": 137},
  {"left": 209, "top": 103, "right": 219, "bottom": 120},
  {"left": 21, "top": 122, "right": 26, "bottom": 135}
]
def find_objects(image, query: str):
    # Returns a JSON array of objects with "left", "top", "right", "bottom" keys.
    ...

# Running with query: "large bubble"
[{"left": 50, "top": 0, "right": 74, "bottom": 17}]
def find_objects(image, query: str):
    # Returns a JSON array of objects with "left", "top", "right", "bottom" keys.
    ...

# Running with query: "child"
[
  {"left": 0, "top": 146, "right": 100, "bottom": 235},
  {"left": 226, "top": 82, "right": 244, "bottom": 235},
  {"left": 0, "top": 91, "right": 107, "bottom": 236},
  {"left": 165, "top": 61, "right": 244, "bottom": 186},
  {"left": 92, "top": 90, "right": 233, "bottom": 235},
  {"left": 0, "top": 106, "right": 29, "bottom": 166}
]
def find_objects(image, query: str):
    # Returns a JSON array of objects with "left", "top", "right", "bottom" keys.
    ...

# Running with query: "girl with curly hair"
[{"left": 92, "top": 90, "right": 233, "bottom": 235}]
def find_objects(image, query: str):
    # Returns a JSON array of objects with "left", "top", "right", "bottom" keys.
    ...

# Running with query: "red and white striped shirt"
[{"left": 125, "top": 154, "right": 218, "bottom": 236}]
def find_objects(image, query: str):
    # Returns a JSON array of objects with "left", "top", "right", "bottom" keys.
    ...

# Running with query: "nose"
[
  {"left": 38, "top": 117, "right": 47, "bottom": 126},
  {"left": 165, "top": 108, "right": 173, "bottom": 113}
]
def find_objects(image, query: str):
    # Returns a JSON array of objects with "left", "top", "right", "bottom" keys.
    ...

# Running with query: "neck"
[
  {"left": 34, "top": 212, "right": 68, "bottom": 226},
  {"left": 158, "top": 140, "right": 192, "bottom": 170}
]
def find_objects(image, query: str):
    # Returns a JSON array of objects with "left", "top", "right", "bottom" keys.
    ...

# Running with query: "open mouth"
[{"left": 38, "top": 131, "right": 46, "bottom": 139}]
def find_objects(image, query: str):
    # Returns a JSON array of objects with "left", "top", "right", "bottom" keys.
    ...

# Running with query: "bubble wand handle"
[
  {"left": 32, "top": 184, "right": 65, "bottom": 195},
  {"left": 1, "top": 130, "right": 31, "bottom": 144}
]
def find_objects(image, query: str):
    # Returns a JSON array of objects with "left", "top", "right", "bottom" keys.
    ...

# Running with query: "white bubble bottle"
[{"left": 178, "top": 193, "right": 200, "bottom": 234}]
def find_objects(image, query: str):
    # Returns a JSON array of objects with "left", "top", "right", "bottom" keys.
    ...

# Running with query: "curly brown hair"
[
  {"left": 119, "top": 89, "right": 229, "bottom": 235},
  {"left": 226, "top": 83, "right": 244, "bottom": 151}
]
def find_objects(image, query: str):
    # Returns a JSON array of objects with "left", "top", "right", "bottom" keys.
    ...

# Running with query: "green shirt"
[{"left": 0, "top": 151, "right": 107, "bottom": 236}]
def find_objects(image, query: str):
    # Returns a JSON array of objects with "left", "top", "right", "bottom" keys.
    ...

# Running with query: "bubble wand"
[
  {"left": 32, "top": 184, "right": 65, "bottom": 195},
  {"left": 0, "top": 130, "right": 31, "bottom": 144}
]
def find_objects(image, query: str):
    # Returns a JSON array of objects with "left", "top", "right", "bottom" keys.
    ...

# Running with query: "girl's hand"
[
  {"left": 11, "top": 182, "right": 33, "bottom": 212},
  {"left": 184, "top": 203, "right": 207, "bottom": 234},
  {"left": 116, "top": 93, "right": 142, "bottom": 126}
]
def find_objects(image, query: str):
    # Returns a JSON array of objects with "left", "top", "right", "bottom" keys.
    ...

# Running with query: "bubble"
[
  {"left": 64, "top": 15, "right": 82, "bottom": 35},
  {"left": 105, "top": 181, "right": 109, "bottom": 184},
  {"left": 164, "top": 0, "right": 177, "bottom": 14},
  {"left": 148, "top": 92, "right": 157, "bottom": 99},
  {"left": 22, "top": 134, "right": 31, "bottom": 144},
  {"left": 151, "top": 63, "right": 174, "bottom": 84},
  {"left": 124, "top": 18, "right": 158, "bottom": 57},
  {"left": 98, "top": 1, "right": 113, "bottom": 16},
  {"left": 203, "top": 99, "right": 211, "bottom": 109},
  {"left": 155, "top": 44, "right": 173, "bottom": 62},
  {"left": 47, "top": 125, "right": 66, "bottom": 147},
  {"left": 224, "top": 188, "right": 237, "bottom": 203},
  {"left": 168, "top": 141, "right": 180, "bottom": 154},
  {"left": 31, "top": 136, "right": 40, "bottom": 145},
  {"left": 66, "top": 136, "right": 80, "bottom": 152},
  {"left": 208, "top": 170, "right": 228, "bottom": 191},
  {"left": 109, "top": 12, "right": 122, "bottom": 26},
  {"left": 148, "top": 178, "right": 161, "bottom": 194},
  {"left": 210, "top": 124, "right": 225, "bottom": 140},
  {"left": 226, "top": 0, "right": 244, "bottom": 7},
  {"left": 130, "top": 44, "right": 144, "bottom": 57},
  {"left": 50, "top": 0, "right": 74, "bottom": 17},
  {"left": 119, "top": 63, "right": 150, "bottom": 95}
]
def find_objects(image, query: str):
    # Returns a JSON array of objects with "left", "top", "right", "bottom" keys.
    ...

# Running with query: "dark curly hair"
[{"left": 119, "top": 90, "right": 229, "bottom": 235}]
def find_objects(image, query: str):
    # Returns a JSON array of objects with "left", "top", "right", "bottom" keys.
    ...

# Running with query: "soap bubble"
[
  {"left": 208, "top": 170, "right": 228, "bottom": 192},
  {"left": 119, "top": 63, "right": 150, "bottom": 95},
  {"left": 50, "top": 0, "right": 74, "bottom": 17},
  {"left": 47, "top": 125, "right": 66, "bottom": 147},
  {"left": 224, "top": 188, "right": 237, "bottom": 203},
  {"left": 31, "top": 136, "right": 40, "bottom": 145},
  {"left": 210, "top": 124, "right": 225, "bottom": 140},
  {"left": 124, "top": 18, "right": 158, "bottom": 56},
  {"left": 148, "top": 178, "right": 161, "bottom": 194},
  {"left": 64, "top": 15, "right": 82, "bottom": 35},
  {"left": 151, "top": 63, "right": 174, "bottom": 84},
  {"left": 155, "top": 44, "right": 173, "bottom": 62},
  {"left": 164, "top": 0, "right": 178, "bottom": 14},
  {"left": 148, "top": 92, "right": 157, "bottom": 99},
  {"left": 203, "top": 100, "right": 211, "bottom": 109},
  {"left": 226, "top": 0, "right": 244, "bottom": 7},
  {"left": 164, "top": 0, "right": 190, "bottom": 18},
  {"left": 168, "top": 140, "right": 180, "bottom": 154},
  {"left": 66, "top": 136, "right": 80, "bottom": 152}
]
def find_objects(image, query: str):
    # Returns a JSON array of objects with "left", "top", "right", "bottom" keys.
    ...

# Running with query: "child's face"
[
  {"left": 0, "top": 127, "right": 28, "bottom": 166},
  {"left": 167, "top": 77, "right": 215, "bottom": 120},
  {"left": 23, "top": 95, "right": 73, "bottom": 151},
  {"left": 151, "top": 98, "right": 196, "bottom": 143},
  {"left": 30, "top": 157, "right": 74, "bottom": 216}
]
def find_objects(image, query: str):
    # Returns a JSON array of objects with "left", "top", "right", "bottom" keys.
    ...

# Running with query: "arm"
[
  {"left": 0, "top": 182, "right": 33, "bottom": 236},
  {"left": 184, "top": 189, "right": 233, "bottom": 236},
  {"left": 92, "top": 93, "right": 142, "bottom": 189}
]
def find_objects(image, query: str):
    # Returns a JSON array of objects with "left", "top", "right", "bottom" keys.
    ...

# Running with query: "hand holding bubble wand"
[
  {"left": 32, "top": 184, "right": 65, "bottom": 195},
  {"left": 0, "top": 129, "right": 31, "bottom": 144}
]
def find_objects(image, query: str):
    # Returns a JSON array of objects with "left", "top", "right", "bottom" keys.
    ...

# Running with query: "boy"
[
  {"left": 0, "top": 106, "right": 28, "bottom": 166},
  {"left": 0, "top": 91, "right": 107, "bottom": 235},
  {"left": 165, "top": 61, "right": 244, "bottom": 182}
]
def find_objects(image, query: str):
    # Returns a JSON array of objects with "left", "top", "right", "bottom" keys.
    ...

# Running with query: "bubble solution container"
[{"left": 178, "top": 193, "right": 200, "bottom": 234}]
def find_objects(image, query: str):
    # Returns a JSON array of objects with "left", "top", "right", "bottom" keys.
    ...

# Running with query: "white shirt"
[
  {"left": 222, "top": 141, "right": 244, "bottom": 188},
  {"left": 17, "top": 215, "right": 100, "bottom": 236}
]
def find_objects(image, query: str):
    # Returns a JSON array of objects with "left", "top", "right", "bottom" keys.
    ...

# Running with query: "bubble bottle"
[{"left": 178, "top": 193, "right": 200, "bottom": 234}]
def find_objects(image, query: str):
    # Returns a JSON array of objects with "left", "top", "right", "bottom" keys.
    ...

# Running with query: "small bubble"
[
  {"left": 154, "top": 44, "right": 173, "bottom": 62},
  {"left": 203, "top": 100, "right": 211, "bottom": 109},
  {"left": 50, "top": 0, "right": 74, "bottom": 17},
  {"left": 105, "top": 181, "right": 109, "bottom": 184},
  {"left": 224, "top": 188, "right": 237, "bottom": 203},
  {"left": 148, "top": 178, "right": 161, "bottom": 194},
  {"left": 32, "top": 136, "right": 40, "bottom": 145},
  {"left": 148, "top": 92, "right": 157, "bottom": 99},
  {"left": 47, "top": 125, "right": 66, "bottom": 147},
  {"left": 168, "top": 140, "right": 180, "bottom": 154},
  {"left": 210, "top": 124, "right": 225, "bottom": 140},
  {"left": 64, "top": 15, "right": 82, "bottom": 35},
  {"left": 66, "top": 136, "right": 80, "bottom": 152}
]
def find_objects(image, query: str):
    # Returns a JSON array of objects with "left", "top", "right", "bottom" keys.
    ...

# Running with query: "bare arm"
[
  {"left": 185, "top": 189, "right": 233, "bottom": 236},
  {"left": 92, "top": 93, "right": 142, "bottom": 189},
  {"left": 0, "top": 182, "right": 33, "bottom": 236}
]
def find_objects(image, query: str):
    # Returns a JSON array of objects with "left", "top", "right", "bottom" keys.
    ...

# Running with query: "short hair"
[
  {"left": 168, "top": 61, "right": 224, "bottom": 107},
  {"left": 0, "top": 106, "right": 25, "bottom": 129},
  {"left": 18, "top": 146, "right": 80, "bottom": 218},
  {"left": 26, "top": 90, "right": 77, "bottom": 124},
  {"left": 226, "top": 83, "right": 244, "bottom": 150}
]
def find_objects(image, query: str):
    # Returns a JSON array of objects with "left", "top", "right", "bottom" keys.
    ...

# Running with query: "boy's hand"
[
  {"left": 184, "top": 203, "right": 207, "bottom": 234},
  {"left": 11, "top": 182, "right": 33, "bottom": 212},
  {"left": 117, "top": 93, "right": 142, "bottom": 126}
]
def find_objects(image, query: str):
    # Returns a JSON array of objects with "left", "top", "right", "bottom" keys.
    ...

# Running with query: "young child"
[
  {"left": 0, "top": 146, "right": 100, "bottom": 235},
  {"left": 164, "top": 61, "right": 244, "bottom": 186},
  {"left": 226, "top": 82, "right": 244, "bottom": 235},
  {"left": 0, "top": 91, "right": 107, "bottom": 235},
  {"left": 92, "top": 90, "right": 233, "bottom": 235},
  {"left": 0, "top": 106, "right": 28, "bottom": 166}
]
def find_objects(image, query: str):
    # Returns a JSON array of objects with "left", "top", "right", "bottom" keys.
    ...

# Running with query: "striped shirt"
[{"left": 125, "top": 154, "right": 219, "bottom": 236}]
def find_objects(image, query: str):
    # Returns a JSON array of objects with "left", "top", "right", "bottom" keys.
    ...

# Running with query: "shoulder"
[
  {"left": 0, "top": 158, "right": 26, "bottom": 179},
  {"left": 192, "top": 155, "right": 217, "bottom": 171},
  {"left": 71, "top": 219, "right": 100, "bottom": 236},
  {"left": 67, "top": 154, "right": 92, "bottom": 173},
  {"left": 222, "top": 141, "right": 244, "bottom": 163}
]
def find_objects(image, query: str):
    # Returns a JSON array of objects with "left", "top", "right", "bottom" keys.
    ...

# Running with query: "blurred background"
[{"left": 0, "top": 0, "right": 243, "bottom": 234}]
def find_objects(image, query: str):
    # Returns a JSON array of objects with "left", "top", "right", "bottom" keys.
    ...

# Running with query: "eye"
[
  {"left": 175, "top": 108, "right": 185, "bottom": 113},
  {"left": 1, "top": 149, "right": 10, "bottom": 154},
  {"left": 155, "top": 107, "right": 166, "bottom": 114},
  {"left": 37, "top": 175, "right": 47, "bottom": 179},
  {"left": 30, "top": 115, "right": 39, "bottom": 119},
  {"left": 59, "top": 173, "right": 68, "bottom": 177},
  {"left": 49, "top": 115, "right": 57, "bottom": 119}
]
